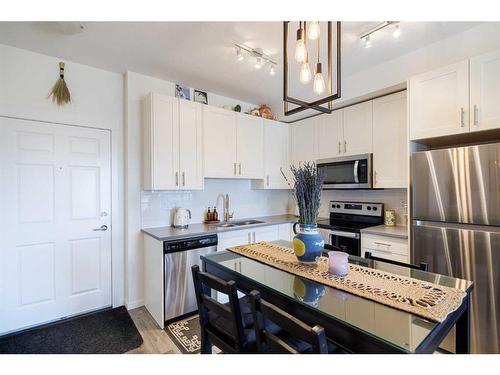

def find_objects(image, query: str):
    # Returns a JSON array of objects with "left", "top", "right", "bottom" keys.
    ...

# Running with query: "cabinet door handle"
[
  {"left": 473, "top": 105, "right": 479, "bottom": 126},
  {"left": 343, "top": 140, "right": 347, "bottom": 153},
  {"left": 239, "top": 163, "right": 242, "bottom": 175},
  {"left": 338, "top": 141, "right": 341, "bottom": 154},
  {"left": 460, "top": 107, "right": 465, "bottom": 128},
  {"left": 374, "top": 241, "right": 392, "bottom": 247},
  {"left": 182, "top": 172, "right": 185, "bottom": 186},
  {"left": 233, "top": 163, "right": 237, "bottom": 175},
  {"left": 175, "top": 172, "right": 179, "bottom": 186},
  {"left": 374, "top": 170, "right": 377, "bottom": 186},
  {"left": 267, "top": 175, "right": 270, "bottom": 187}
]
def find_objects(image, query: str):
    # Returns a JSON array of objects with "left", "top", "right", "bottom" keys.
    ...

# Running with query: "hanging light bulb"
[
  {"left": 307, "top": 21, "right": 320, "bottom": 40},
  {"left": 393, "top": 23, "right": 401, "bottom": 39},
  {"left": 294, "top": 23, "right": 307, "bottom": 63},
  {"left": 299, "top": 60, "right": 311, "bottom": 84},
  {"left": 364, "top": 35, "right": 372, "bottom": 49},
  {"left": 269, "top": 65, "right": 276, "bottom": 76},
  {"left": 313, "top": 62, "right": 325, "bottom": 95},
  {"left": 235, "top": 46, "right": 244, "bottom": 61},
  {"left": 255, "top": 56, "right": 263, "bottom": 69}
]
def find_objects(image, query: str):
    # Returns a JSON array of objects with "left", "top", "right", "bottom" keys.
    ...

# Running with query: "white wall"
[
  {"left": 0, "top": 43, "right": 125, "bottom": 307},
  {"left": 125, "top": 71, "right": 291, "bottom": 308}
]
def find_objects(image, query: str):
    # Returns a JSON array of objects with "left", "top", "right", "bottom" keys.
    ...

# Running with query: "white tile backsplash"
[
  {"left": 318, "top": 189, "right": 408, "bottom": 225},
  {"left": 141, "top": 179, "right": 293, "bottom": 228}
]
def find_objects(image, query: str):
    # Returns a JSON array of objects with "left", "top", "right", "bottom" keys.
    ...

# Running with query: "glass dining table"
[{"left": 201, "top": 240, "right": 474, "bottom": 354}]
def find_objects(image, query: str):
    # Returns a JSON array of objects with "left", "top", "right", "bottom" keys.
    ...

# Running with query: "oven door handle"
[
  {"left": 329, "top": 230, "right": 360, "bottom": 239},
  {"left": 353, "top": 160, "right": 359, "bottom": 183}
]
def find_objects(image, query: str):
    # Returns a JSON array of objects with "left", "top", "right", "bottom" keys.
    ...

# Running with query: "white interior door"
[{"left": 0, "top": 117, "right": 112, "bottom": 335}]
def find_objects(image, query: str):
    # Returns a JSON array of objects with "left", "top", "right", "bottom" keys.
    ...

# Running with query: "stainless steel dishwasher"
[{"left": 163, "top": 234, "right": 218, "bottom": 322}]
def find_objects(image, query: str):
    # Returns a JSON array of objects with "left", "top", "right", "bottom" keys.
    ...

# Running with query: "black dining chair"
[
  {"left": 191, "top": 265, "right": 259, "bottom": 354},
  {"left": 249, "top": 290, "right": 345, "bottom": 354},
  {"left": 364, "top": 251, "right": 429, "bottom": 272}
]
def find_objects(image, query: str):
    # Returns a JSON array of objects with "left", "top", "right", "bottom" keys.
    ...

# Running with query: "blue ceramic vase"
[
  {"left": 292, "top": 223, "right": 324, "bottom": 263},
  {"left": 293, "top": 277, "right": 325, "bottom": 307}
]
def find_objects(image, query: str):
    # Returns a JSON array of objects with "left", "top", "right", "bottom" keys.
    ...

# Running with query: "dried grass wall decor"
[{"left": 48, "top": 61, "right": 71, "bottom": 106}]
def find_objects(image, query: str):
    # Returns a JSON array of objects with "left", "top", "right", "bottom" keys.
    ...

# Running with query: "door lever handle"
[{"left": 92, "top": 225, "right": 108, "bottom": 231}]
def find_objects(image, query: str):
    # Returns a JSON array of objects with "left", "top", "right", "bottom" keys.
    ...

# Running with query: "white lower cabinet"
[
  {"left": 361, "top": 233, "right": 409, "bottom": 264},
  {"left": 217, "top": 225, "right": 282, "bottom": 252},
  {"left": 215, "top": 225, "right": 282, "bottom": 302}
]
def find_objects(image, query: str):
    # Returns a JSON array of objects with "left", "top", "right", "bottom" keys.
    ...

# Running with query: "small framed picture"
[
  {"left": 194, "top": 89, "right": 208, "bottom": 105},
  {"left": 175, "top": 84, "right": 191, "bottom": 100}
]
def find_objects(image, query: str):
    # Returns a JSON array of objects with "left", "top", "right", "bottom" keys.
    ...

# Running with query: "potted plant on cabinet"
[{"left": 283, "top": 162, "right": 325, "bottom": 263}]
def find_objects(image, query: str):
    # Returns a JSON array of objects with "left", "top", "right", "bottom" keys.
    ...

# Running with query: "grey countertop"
[
  {"left": 141, "top": 214, "right": 298, "bottom": 241},
  {"left": 360, "top": 224, "right": 408, "bottom": 239}
]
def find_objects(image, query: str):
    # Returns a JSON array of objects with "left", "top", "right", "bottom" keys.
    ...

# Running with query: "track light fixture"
[
  {"left": 233, "top": 42, "right": 277, "bottom": 76},
  {"left": 359, "top": 21, "right": 401, "bottom": 48}
]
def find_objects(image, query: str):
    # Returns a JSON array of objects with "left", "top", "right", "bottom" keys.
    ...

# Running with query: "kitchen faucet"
[{"left": 216, "top": 193, "right": 234, "bottom": 222}]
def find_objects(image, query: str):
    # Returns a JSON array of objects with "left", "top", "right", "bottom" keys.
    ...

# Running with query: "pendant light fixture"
[
  {"left": 283, "top": 21, "right": 342, "bottom": 116},
  {"left": 300, "top": 59, "right": 312, "bottom": 84},
  {"left": 294, "top": 22, "right": 308, "bottom": 63},
  {"left": 313, "top": 37, "right": 325, "bottom": 95},
  {"left": 307, "top": 21, "right": 320, "bottom": 40}
]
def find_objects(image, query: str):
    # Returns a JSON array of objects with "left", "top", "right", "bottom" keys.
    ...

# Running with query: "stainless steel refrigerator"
[{"left": 412, "top": 142, "right": 500, "bottom": 354}]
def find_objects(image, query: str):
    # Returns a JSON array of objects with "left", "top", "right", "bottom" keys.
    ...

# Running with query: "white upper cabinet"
[
  {"left": 203, "top": 105, "right": 238, "bottom": 178},
  {"left": 317, "top": 110, "right": 343, "bottom": 159},
  {"left": 409, "top": 60, "right": 469, "bottom": 140},
  {"left": 291, "top": 117, "right": 318, "bottom": 167},
  {"left": 143, "top": 94, "right": 203, "bottom": 190},
  {"left": 236, "top": 114, "right": 264, "bottom": 179},
  {"left": 470, "top": 50, "right": 500, "bottom": 132},
  {"left": 372, "top": 91, "right": 408, "bottom": 189},
  {"left": 253, "top": 120, "right": 290, "bottom": 189},
  {"left": 342, "top": 101, "right": 373, "bottom": 156},
  {"left": 203, "top": 107, "right": 264, "bottom": 179},
  {"left": 178, "top": 100, "right": 204, "bottom": 189},
  {"left": 143, "top": 93, "right": 179, "bottom": 190}
]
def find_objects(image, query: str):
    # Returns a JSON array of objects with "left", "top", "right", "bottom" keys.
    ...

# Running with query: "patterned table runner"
[{"left": 228, "top": 242, "right": 467, "bottom": 323}]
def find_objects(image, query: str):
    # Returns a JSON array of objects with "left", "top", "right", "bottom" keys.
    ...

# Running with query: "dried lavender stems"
[{"left": 281, "top": 162, "right": 325, "bottom": 225}]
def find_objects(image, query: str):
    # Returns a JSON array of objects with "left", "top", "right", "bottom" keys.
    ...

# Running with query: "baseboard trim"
[{"left": 126, "top": 299, "right": 145, "bottom": 310}]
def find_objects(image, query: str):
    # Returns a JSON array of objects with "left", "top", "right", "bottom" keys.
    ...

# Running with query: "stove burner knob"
[
  {"left": 367, "top": 206, "right": 371, "bottom": 211},
  {"left": 337, "top": 204, "right": 341, "bottom": 208},
  {"left": 372, "top": 206, "right": 378, "bottom": 211}
]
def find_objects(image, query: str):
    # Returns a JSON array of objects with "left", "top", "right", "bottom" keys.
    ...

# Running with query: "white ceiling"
[{"left": 0, "top": 21, "right": 481, "bottom": 117}]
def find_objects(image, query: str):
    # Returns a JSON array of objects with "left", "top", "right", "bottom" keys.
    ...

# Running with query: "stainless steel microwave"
[{"left": 317, "top": 154, "right": 373, "bottom": 189}]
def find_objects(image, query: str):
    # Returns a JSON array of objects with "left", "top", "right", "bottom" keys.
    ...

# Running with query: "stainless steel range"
[{"left": 317, "top": 200, "right": 384, "bottom": 256}]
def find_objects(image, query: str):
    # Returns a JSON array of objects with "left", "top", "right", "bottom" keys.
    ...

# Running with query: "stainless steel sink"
[
  {"left": 231, "top": 220, "right": 265, "bottom": 226},
  {"left": 216, "top": 223, "right": 237, "bottom": 228},
  {"left": 215, "top": 220, "right": 264, "bottom": 229}
]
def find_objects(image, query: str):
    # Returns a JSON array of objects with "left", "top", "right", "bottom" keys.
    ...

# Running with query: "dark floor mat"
[
  {"left": 165, "top": 315, "right": 201, "bottom": 354},
  {"left": 0, "top": 306, "right": 143, "bottom": 354}
]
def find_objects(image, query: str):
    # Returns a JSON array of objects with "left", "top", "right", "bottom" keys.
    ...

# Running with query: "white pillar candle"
[{"left": 328, "top": 251, "right": 349, "bottom": 276}]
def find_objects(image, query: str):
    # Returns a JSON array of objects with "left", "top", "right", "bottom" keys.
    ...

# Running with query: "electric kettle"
[{"left": 173, "top": 207, "right": 191, "bottom": 229}]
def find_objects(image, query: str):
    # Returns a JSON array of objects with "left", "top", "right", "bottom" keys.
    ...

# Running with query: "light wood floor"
[{"left": 127, "top": 307, "right": 180, "bottom": 354}]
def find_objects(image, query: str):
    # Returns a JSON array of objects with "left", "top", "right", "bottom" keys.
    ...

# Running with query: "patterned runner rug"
[
  {"left": 165, "top": 315, "right": 201, "bottom": 354},
  {"left": 228, "top": 242, "right": 467, "bottom": 322}
]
